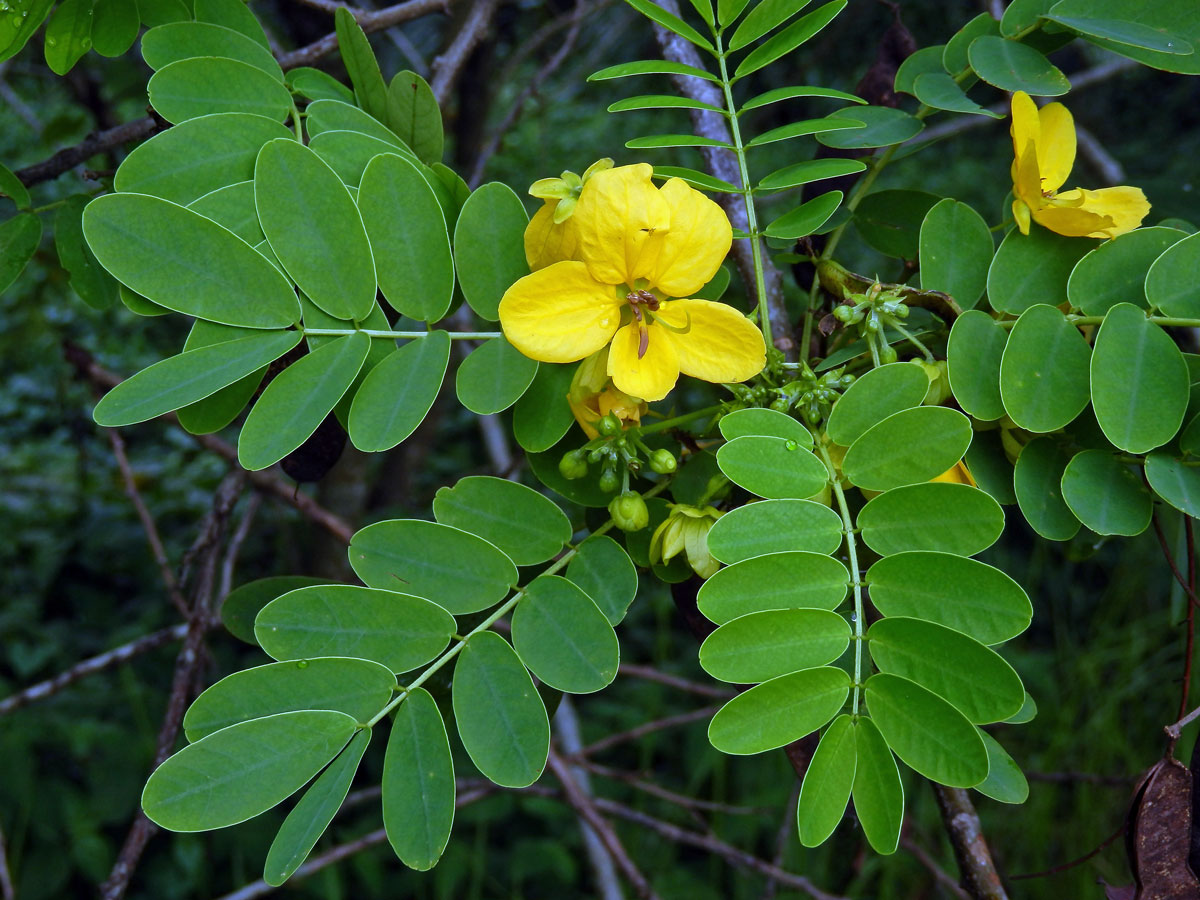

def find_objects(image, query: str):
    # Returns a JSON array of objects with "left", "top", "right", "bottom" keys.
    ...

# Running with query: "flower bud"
[
  {"left": 598, "top": 467, "right": 621, "bottom": 493},
  {"left": 648, "top": 448, "right": 677, "bottom": 474},
  {"left": 609, "top": 491, "right": 649, "bottom": 532},
  {"left": 596, "top": 413, "right": 622, "bottom": 436},
  {"left": 770, "top": 397, "right": 791, "bottom": 413},
  {"left": 879, "top": 342, "right": 898, "bottom": 364},
  {"left": 558, "top": 450, "right": 588, "bottom": 480}
]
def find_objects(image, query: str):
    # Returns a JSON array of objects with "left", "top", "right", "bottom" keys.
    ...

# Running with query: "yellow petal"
[
  {"left": 1012, "top": 197, "right": 1031, "bottom": 235},
  {"left": 1010, "top": 91, "right": 1041, "bottom": 170},
  {"left": 499, "top": 261, "right": 622, "bottom": 363},
  {"left": 930, "top": 460, "right": 976, "bottom": 486},
  {"left": 1072, "top": 186, "right": 1151, "bottom": 238},
  {"left": 1035, "top": 102, "right": 1075, "bottom": 193},
  {"left": 661, "top": 299, "right": 766, "bottom": 386},
  {"left": 1012, "top": 138, "right": 1043, "bottom": 211},
  {"left": 1032, "top": 203, "right": 1115, "bottom": 238},
  {"left": 525, "top": 199, "right": 581, "bottom": 270},
  {"left": 573, "top": 164, "right": 671, "bottom": 287},
  {"left": 607, "top": 318, "right": 680, "bottom": 402},
  {"left": 649, "top": 178, "right": 733, "bottom": 298}
]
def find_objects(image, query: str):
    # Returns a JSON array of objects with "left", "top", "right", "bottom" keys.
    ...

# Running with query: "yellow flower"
[
  {"left": 499, "top": 163, "right": 766, "bottom": 403},
  {"left": 524, "top": 158, "right": 613, "bottom": 271},
  {"left": 1010, "top": 91, "right": 1149, "bottom": 239},
  {"left": 567, "top": 346, "right": 648, "bottom": 439},
  {"left": 649, "top": 503, "right": 723, "bottom": 579}
]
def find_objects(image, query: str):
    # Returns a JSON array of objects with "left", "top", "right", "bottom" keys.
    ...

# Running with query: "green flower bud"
[
  {"left": 587, "top": 449, "right": 604, "bottom": 464},
  {"left": 770, "top": 397, "right": 791, "bottom": 413},
  {"left": 879, "top": 342, "right": 898, "bottom": 364},
  {"left": 558, "top": 449, "right": 588, "bottom": 480},
  {"left": 596, "top": 413, "right": 622, "bottom": 436},
  {"left": 648, "top": 448, "right": 677, "bottom": 474},
  {"left": 598, "top": 467, "right": 621, "bottom": 493},
  {"left": 609, "top": 491, "right": 649, "bottom": 532}
]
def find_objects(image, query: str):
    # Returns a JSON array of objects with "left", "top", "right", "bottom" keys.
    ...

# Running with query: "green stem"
[
  {"left": 302, "top": 328, "right": 504, "bottom": 340},
  {"left": 640, "top": 403, "right": 723, "bottom": 435},
  {"left": 289, "top": 102, "right": 303, "bottom": 141},
  {"left": 364, "top": 482, "right": 668, "bottom": 728},
  {"left": 817, "top": 442, "right": 864, "bottom": 714},
  {"left": 715, "top": 36, "right": 772, "bottom": 352}
]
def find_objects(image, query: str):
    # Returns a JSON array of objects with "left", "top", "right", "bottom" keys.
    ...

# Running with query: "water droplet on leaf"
[
  {"left": 296, "top": 659, "right": 310, "bottom": 669},
  {"left": 784, "top": 439, "right": 798, "bottom": 451}
]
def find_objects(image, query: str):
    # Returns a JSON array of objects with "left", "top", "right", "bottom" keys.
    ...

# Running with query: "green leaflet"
[
  {"left": 221, "top": 575, "right": 330, "bottom": 645},
  {"left": 796, "top": 714, "right": 855, "bottom": 847},
  {"left": 255, "top": 139, "right": 377, "bottom": 321},
  {"left": 456, "top": 337, "right": 539, "bottom": 415},
  {"left": 565, "top": 535, "right": 639, "bottom": 626},
  {"left": 719, "top": 407, "right": 812, "bottom": 444},
  {"left": 894, "top": 45, "right": 946, "bottom": 95},
  {"left": 864, "top": 673, "right": 988, "bottom": 787},
  {"left": 756, "top": 158, "right": 865, "bottom": 192},
  {"left": 0, "top": 213, "right": 41, "bottom": 296},
  {"left": 91, "top": 0, "right": 138, "bottom": 56},
  {"left": 142, "top": 710, "right": 358, "bottom": 831},
  {"left": 43, "top": 0, "right": 93, "bottom": 75},
  {"left": 452, "top": 632, "right": 549, "bottom": 788},
  {"left": 433, "top": 476, "right": 571, "bottom": 566},
  {"left": 334, "top": 7, "right": 388, "bottom": 122},
  {"left": 1013, "top": 437, "right": 1081, "bottom": 541},
  {"left": 94, "top": 330, "right": 300, "bottom": 427},
  {"left": 1145, "top": 453, "right": 1200, "bottom": 518},
  {"left": 188, "top": 181, "right": 265, "bottom": 245},
  {"left": 763, "top": 191, "right": 843, "bottom": 240},
  {"left": 733, "top": 0, "right": 846, "bottom": 79},
  {"left": 1069, "top": 226, "right": 1185, "bottom": 315},
  {"left": 624, "top": 0, "right": 714, "bottom": 52},
  {"left": 349, "top": 519, "right": 518, "bottom": 615},
  {"left": 348, "top": 332, "right": 451, "bottom": 452},
  {"left": 115, "top": 113, "right": 293, "bottom": 205},
  {"left": 1060, "top": 449, "right": 1152, "bottom": 536},
  {"left": 912, "top": 73, "right": 1000, "bottom": 118},
  {"left": 148, "top": 57, "right": 293, "bottom": 123},
  {"left": 306, "top": 99, "right": 410, "bottom": 147},
  {"left": 82, "top": 192, "right": 301, "bottom": 327},
  {"left": 999, "top": 304, "right": 1092, "bottom": 432},
  {"left": 852, "top": 190, "right": 939, "bottom": 258},
  {"left": 866, "top": 617, "right": 1025, "bottom": 723},
  {"left": 1090, "top": 303, "right": 1188, "bottom": 453},
  {"left": 358, "top": 153, "right": 454, "bottom": 321},
  {"left": 708, "top": 666, "right": 849, "bottom": 755},
  {"left": 140, "top": 22, "right": 283, "bottom": 78},
  {"left": 183, "top": 657, "right": 395, "bottom": 741},
  {"left": 1147, "top": 231, "right": 1200, "bottom": 317},
  {"left": 265, "top": 729, "right": 371, "bottom": 885},
  {"left": 852, "top": 717, "right": 903, "bottom": 854},
  {"left": 857, "top": 483, "right": 1005, "bottom": 557},
  {"left": 975, "top": 730, "right": 1029, "bottom": 804},
  {"left": 511, "top": 575, "right": 619, "bottom": 694},
  {"left": 454, "top": 182, "right": 531, "bottom": 321},
  {"left": 514, "top": 364, "right": 577, "bottom": 453},
  {"left": 988, "top": 226, "right": 1095, "bottom": 315},
  {"left": 947, "top": 310, "right": 1007, "bottom": 421},
  {"left": 56, "top": 194, "right": 117, "bottom": 309},
  {"left": 716, "top": 436, "right": 827, "bottom": 499},
  {"left": 255, "top": 584, "right": 456, "bottom": 674},
  {"left": 728, "top": 0, "right": 812, "bottom": 51},
  {"left": 943, "top": 12, "right": 999, "bottom": 73},
  {"left": 697, "top": 551, "right": 848, "bottom": 624},
  {"left": 817, "top": 107, "right": 923, "bottom": 150},
  {"left": 195, "top": 0, "right": 270, "bottom": 46},
  {"left": 706, "top": 498, "right": 844, "bottom": 563},
  {"left": 386, "top": 71, "right": 443, "bottom": 165},
  {"left": 967, "top": 35, "right": 1070, "bottom": 95},
  {"left": 383, "top": 688, "right": 455, "bottom": 871},
  {"left": 841, "top": 406, "right": 973, "bottom": 492},
  {"left": 866, "top": 552, "right": 1032, "bottom": 645},
  {"left": 699, "top": 609, "right": 849, "bottom": 683},
  {"left": 825, "top": 362, "right": 928, "bottom": 446},
  {"left": 238, "top": 331, "right": 371, "bottom": 470},
  {"left": 288, "top": 67, "right": 356, "bottom": 103},
  {"left": 919, "top": 198, "right": 993, "bottom": 307}
]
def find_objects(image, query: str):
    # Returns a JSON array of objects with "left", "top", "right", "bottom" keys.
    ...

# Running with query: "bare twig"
[
  {"left": 578, "top": 759, "right": 767, "bottom": 816},
  {"left": 761, "top": 782, "right": 800, "bottom": 900},
  {"left": 1009, "top": 819, "right": 1126, "bottom": 881},
  {"left": 1075, "top": 124, "right": 1125, "bottom": 186},
  {"left": 106, "top": 427, "right": 189, "bottom": 616},
  {"left": 468, "top": 0, "right": 592, "bottom": 187},
  {"left": 617, "top": 663, "right": 735, "bottom": 699},
  {"left": 63, "top": 342, "right": 355, "bottom": 544},
  {"left": 593, "top": 797, "right": 850, "bottom": 900},
  {"left": 547, "top": 749, "right": 661, "bottom": 900},
  {"left": 0, "top": 820, "right": 15, "bottom": 900},
  {"left": 901, "top": 835, "right": 971, "bottom": 900},
  {"left": 649, "top": 0, "right": 792, "bottom": 358},
  {"left": 931, "top": 785, "right": 1008, "bottom": 900},
  {"left": 100, "top": 472, "right": 246, "bottom": 900},
  {"left": 0, "top": 623, "right": 189, "bottom": 716},
  {"left": 220, "top": 494, "right": 262, "bottom": 603},
  {"left": 16, "top": 117, "right": 162, "bottom": 188},
  {"left": 577, "top": 705, "right": 718, "bottom": 757},
  {"left": 555, "top": 700, "right": 625, "bottom": 900},
  {"left": 277, "top": 0, "right": 450, "bottom": 70},
  {"left": 430, "top": 0, "right": 501, "bottom": 105}
]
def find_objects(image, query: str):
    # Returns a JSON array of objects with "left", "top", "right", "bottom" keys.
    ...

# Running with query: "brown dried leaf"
[{"left": 1129, "top": 758, "right": 1200, "bottom": 899}]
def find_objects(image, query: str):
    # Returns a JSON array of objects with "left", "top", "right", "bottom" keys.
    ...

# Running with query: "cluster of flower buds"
[
  {"left": 558, "top": 413, "right": 678, "bottom": 530},
  {"left": 769, "top": 361, "right": 855, "bottom": 425},
  {"left": 832, "top": 281, "right": 911, "bottom": 366}
]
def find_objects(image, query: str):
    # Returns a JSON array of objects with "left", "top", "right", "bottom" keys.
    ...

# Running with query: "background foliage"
[{"left": 2, "top": 0, "right": 1198, "bottom": 897}]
